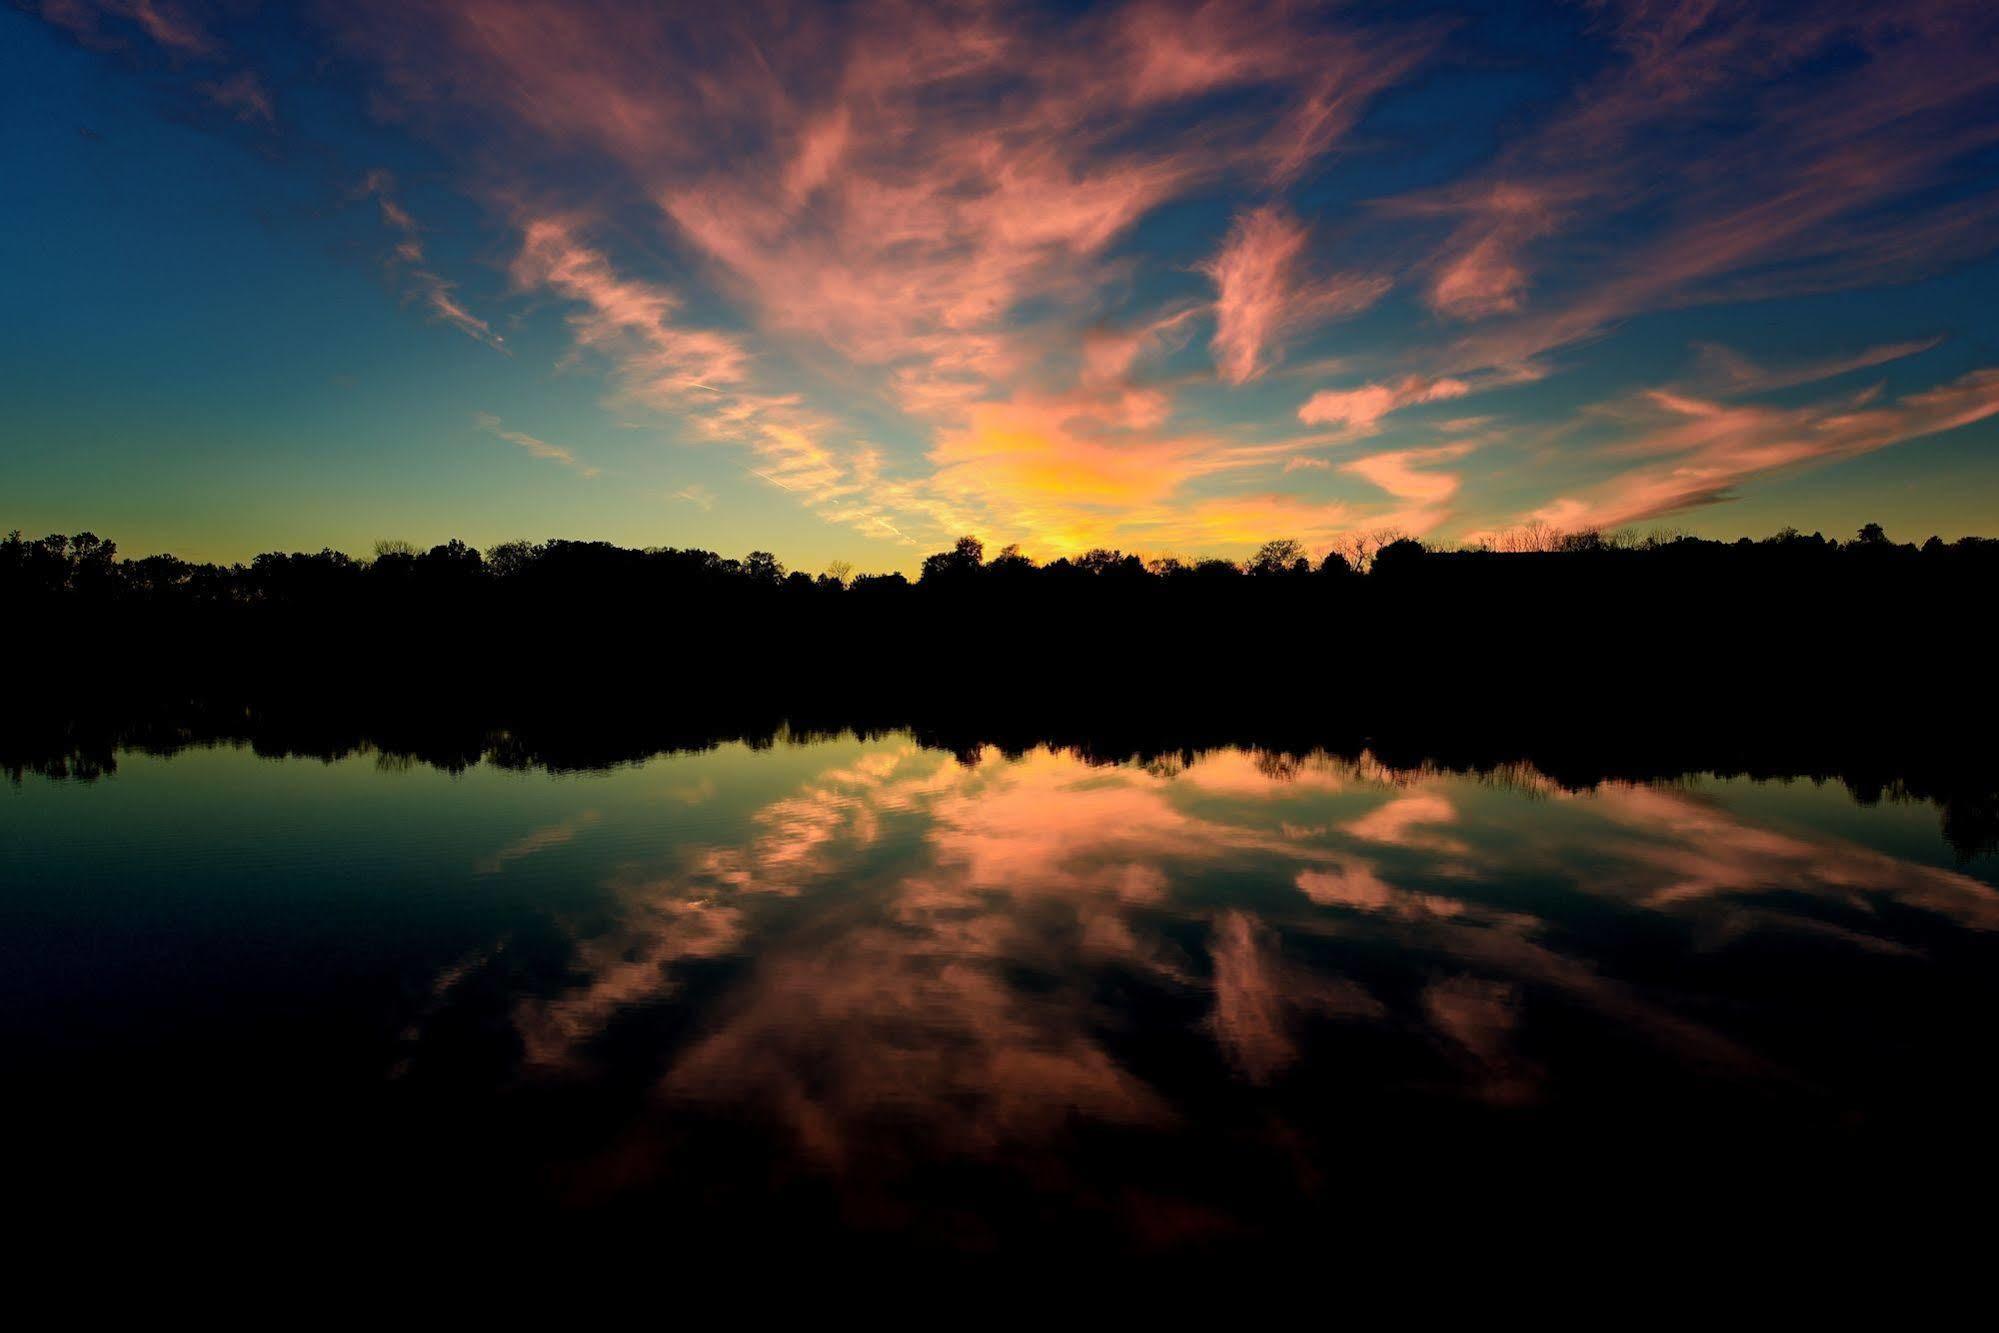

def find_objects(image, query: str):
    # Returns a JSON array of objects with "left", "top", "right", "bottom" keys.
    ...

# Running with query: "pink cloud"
[
  {"left": 1297, "top": 375, "right": 1471, "bottom": 433},
  {"left": 1689, "top": 336, "right": 1945, "bottom": 397},
  {"left": 119, "top": 0, "right": 209, "bottom": 55},
  {"left": 1527, "top": 366, "right": 1999, "bottom": 530},
  {"left": 511, "top": 216, "right": 749, "bottom": 399},
  {"left": 502, "top": 217, "right": 911, "bottom": 517},
  {"left": 1080, "top": 305, "right": 1200, "bottom": 390},
  {"left": 1408, "top": 183, "right": 1569, "bottom": 321},
  {"left": 1263, "top": 0, "right": 1996, "bottom": 421},
  {"left": 38, "top": 0, "right": 216, "bottom": 58},
  {"left": 1201, "top": 205, "right": 1387, "bottom": 385},
  {"left": 1341, "top": 441, "right": 1479, "bottom": 507},
  {"left": 1430, "top": 236, "right": 1530, "bottom": 321}
]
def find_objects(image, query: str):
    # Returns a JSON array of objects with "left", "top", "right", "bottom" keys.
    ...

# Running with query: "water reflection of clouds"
[
  {"left": 1342, "top": 790, "right": 1467, "bottom": 854},
  {"left": 474, "top": 809, "right": 603, "bottom": 875},
  {"left": 413, "top": 741, "right": 1999, "bottom": 1205},
  {"left": 1421, "top": 975, "right": 1533, "bottom": 1106},
  {"left": 1207, "top": 909, "right": 1381, "bottom": 1085},
  {"left": 1583, "top": 783, "right": 1999, "bottom": 934}
]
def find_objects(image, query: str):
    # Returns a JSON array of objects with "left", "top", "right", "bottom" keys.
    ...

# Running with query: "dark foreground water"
[{"left": 7, "top": 732, "right": 1998, "bottom": 1271}]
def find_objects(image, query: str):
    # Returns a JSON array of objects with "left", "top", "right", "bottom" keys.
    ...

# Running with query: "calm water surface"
[{"left": 7, "top": 734, "right": 1998, "bottom": 1259}]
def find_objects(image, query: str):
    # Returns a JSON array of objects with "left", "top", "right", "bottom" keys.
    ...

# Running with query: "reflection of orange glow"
[
  {"left": 393, "top": 741, "right": 1999, "bottom": 1226},
  {"left": 928, "top": 748, "right": 1214, "bottom": 894}
]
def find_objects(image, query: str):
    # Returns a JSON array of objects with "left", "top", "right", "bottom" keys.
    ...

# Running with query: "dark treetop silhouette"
[
  {"left": 7, "top": 522, "right": 1994, "bottom": 697},
  {"left": 7, "top": 521, "right": 1996, "bottom": 814}
]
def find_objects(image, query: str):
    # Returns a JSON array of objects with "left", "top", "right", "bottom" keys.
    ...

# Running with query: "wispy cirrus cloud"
[
  {"left": 1526, "top": 366, "right": 1999, "bottom": 531},
  {"left": 475, "top": 412, "right": 599, "bottom": 478},
  {"left": 360, "top": 170, "right": 507, "bottom": 352},
  {"left": 510, "top": 216, "right": 747, "bottom": 401},
  {"left": 38, "top": 0, "right": 216, "bottom": 57},
  {"left": 1201, "top": 205, "right": 1388, "bottom": 385},
  {"left": 1409, "top": 1, "right": 1999, "bottom": 378},
  {"left": 1298, "top": 375, "right": 1471, "bottom": 434},
  {"left": 1410, "top": 183, "right": 1571, "bottom": 322},
  {"left": 672, "top": 483, "right": 716, "bottom": 512},
  {"left": 1688, "top": 336, "right": 1946, "bottom": 398},
  {"left": 507, "top": 217, "right": 907, "bottom": 529}
]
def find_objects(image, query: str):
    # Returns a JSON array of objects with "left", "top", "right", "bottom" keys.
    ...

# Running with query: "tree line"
[
  {"left": 9, "top": 521, "right": 1995, "bottom": 724},
  {"left": 6, "top": 523, "right": 1994, "bottom": 605}
]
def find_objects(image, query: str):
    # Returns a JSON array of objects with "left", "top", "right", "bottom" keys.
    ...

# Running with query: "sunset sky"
[{"left": 7, "top": 0, "right": 1999, "bottom": 571}]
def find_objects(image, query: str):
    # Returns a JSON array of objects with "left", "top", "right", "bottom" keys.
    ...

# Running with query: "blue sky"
[{"left": 6, "top": 0, "right": 1999, "bottom": 570}]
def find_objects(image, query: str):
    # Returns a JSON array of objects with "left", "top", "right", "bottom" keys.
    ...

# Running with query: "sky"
[{"left": 6, "top": 0, "right": 1999, "bottom": 572}]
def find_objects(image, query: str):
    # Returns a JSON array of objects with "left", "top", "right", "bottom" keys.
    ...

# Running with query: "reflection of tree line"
[
  {"left": 8, "top": 522, "right": 1995, "bottom": 855},
  {"left": 7, "top": 698, "right": 1995, "bottom": 861}
]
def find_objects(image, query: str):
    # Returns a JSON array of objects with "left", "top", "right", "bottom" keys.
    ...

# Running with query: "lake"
[{"left": 8, "top": 729, "right": 1998, "bottom": 1267}]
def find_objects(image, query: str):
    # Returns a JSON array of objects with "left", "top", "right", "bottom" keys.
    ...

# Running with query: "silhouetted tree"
[
  {"left": 1247, "top": 539, "right": 1310, "bottom": 576},
  {"left": 485, "top": 540, "right": 544, "bottom": 579},
  {"left": 1076, "top": 548, "right": 1145, "bottom": 578},
  {"left": 988, "top": 544, "right": 1037, "bottom": 577},
  {"left": 1372, "top": 537, "right": 1428, "bottom": 574},
  {"left": 421, "top": 539, "right": 483, "bottom": 570},
  {"left": 920, "top": 536, "right": 985, "bottom": 584}
]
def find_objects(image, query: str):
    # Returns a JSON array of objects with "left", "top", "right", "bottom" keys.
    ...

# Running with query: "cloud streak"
[
  {"left": 475, "top": 412, "right": 599, "bottom": 478},
  {"left": 1529, "top": 367, "right": 1999, "bottom": 530},
  {"left": 1202, "top": 206, "right": 1388, "bottom": 386},
  {"left": 39, "top": 0, "right": 217, "bottom": 57},
  {"left": 360, "top": 170, "right": 507, "bottom": 352}
]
